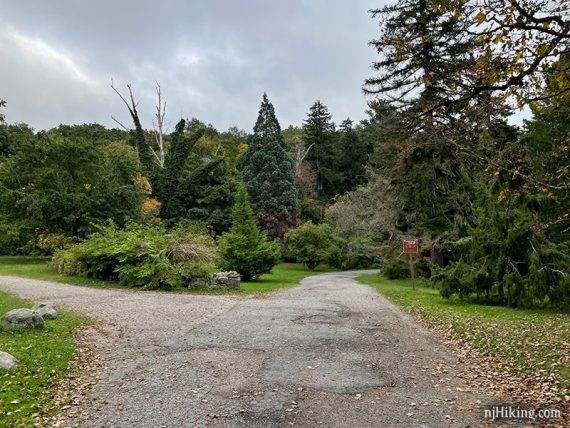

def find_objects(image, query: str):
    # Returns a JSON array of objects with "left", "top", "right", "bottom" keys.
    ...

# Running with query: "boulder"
[
  {"left": 0, "top": 351, "right": 18, "bottom": 369},
  {"left": 2, "top": 308, "right": 44, "bottom": 330},
  {"left": 210, "top": 271, "right": 241, "bottom": 289},
  {"left": 32, "top": 302, "right": 58, "bottom": 319}
]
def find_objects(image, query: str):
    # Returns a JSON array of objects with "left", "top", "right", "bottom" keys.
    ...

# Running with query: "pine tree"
[
  {"left": 219, "top": 182, "right": 280, "bottom": 280},
  {"left": 240, "top": 93, "right": 299, "bottom": 240},
  {"left": 303, "top": 101, "right": 339, "bottom": 199}
]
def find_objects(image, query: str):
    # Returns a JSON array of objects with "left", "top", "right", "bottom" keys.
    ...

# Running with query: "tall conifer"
[
  {"left": 240, "top": 94, "right": 299, "bottom": 240},
  {"left": 303, "top": 101, "right": 338, "bottom": 199}
]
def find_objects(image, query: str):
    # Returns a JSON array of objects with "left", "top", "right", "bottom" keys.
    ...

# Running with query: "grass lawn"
[
  {"left": 0, "top": 291, "right": 88, "bottom": 427},
  {"left": 357, "top": 274, "right": 570, "bottom": 399},
  {"left": 0, "top": 256, "right": 117, "bottom": 288},
  {"left": 239, "top": 263, "right": 337, "bottom": 293},
  {"left": 0, "top": 257, "right": 335, "bottom": 294}
]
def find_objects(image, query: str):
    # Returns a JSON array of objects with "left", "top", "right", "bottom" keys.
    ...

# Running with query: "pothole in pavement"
[
  {"left": 292, "top": 311, "right": 350, "bottom": 325},
  {"left": 261, "top": 357, "right": 387, "bottom": 394}
]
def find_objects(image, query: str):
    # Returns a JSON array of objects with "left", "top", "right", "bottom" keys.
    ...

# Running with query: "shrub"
[
  {"left": 381, "top": 258, "right": 410, "bottom": 279},
  {"left": 380, "top": 255, "right": 432, "bottom": 280},
  {"left": 218, "top": 183, "right": 280, "bottom": 280},
  {"left": 431, "top": 188, "right": 570, "bottom": 308},
  {"left": 0, "top": 219, "right": 34, "bottom": 255},
  {"left": 36, "top": 232, "right": 71, "bottom": 255},
  {"left": 327, "top": 236, "right": 380, "bottom": 270},
  {"left": 285, "top": 221, "right": 333, "bottom": 270},
  {"left": 50, "top": 222, "right": 218, "bottom": 289}
]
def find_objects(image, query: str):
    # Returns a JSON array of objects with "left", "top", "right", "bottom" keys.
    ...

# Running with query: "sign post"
[{"left": 403, "top": 239, "right": 419, "bottom": 290}]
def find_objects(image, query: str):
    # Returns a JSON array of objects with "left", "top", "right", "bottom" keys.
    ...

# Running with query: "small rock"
[
  {"left": 0, "top": 351, "right": 18, "bottom": 369},
  {"left": 2, "top": 308, "right": 44, "bottom": 330},
  {"left": 32, "top": 302, "right": 58, "bottom": 319}
]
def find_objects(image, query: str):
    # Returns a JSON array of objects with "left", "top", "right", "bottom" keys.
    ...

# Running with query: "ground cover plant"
[{"left": 0, "top": 291, "right": 87, "bottom": 427}]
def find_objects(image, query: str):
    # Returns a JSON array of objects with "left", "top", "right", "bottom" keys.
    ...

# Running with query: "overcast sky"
[{"left": 0, "top": 0, "right": 389, "bottom": 133}]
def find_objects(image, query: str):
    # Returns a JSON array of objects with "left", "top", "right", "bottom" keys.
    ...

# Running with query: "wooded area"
[{"left": 0, "top": 0, "right": 568, "bottom": 308}]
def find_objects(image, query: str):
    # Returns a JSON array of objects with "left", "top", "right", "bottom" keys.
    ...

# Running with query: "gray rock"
[
  {"left": 2, "top": 308, "right": 44, "bottom": 330},
  {"left": 209, "top": 271, "right": 241, "bottom": 289},
  {"left": 32, "top": 302, "right": 58, "bottom": 319},
  {"left": 0, "top": 351, "right": 18, "bottom": 369}
]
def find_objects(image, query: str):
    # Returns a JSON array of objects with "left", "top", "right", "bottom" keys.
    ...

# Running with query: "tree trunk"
[{"left": 430, "top": 246, "right": 444, "bottom": 267}]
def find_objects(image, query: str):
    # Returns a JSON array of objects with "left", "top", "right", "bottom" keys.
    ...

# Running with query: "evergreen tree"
[
  {"left": 337, "top": 118, "right": 369, "bottom": 193},
  {"left": 219, "top": 182, "right": 280, "bottom": 280},
  {"left": 155, "top": 118, "right": 188, "bottom": 219},
  {"left": 303, "top": 101, "right": 338, "bottom": 199},
  {"left": 363, "top": 1, "right": 513, "bottom": 264},
  {"left": 240, "top": 93, "right": 299, "bottom": 240},
  {"left": 364, "top": 0, "right": 478, "bottom": 119},
  {"left": 179, "top": 159, "right": 236, "bottom": 235},
  {"left": 157, "top": 118, "right": 235, "bottom": 234},
  {"left": 523, "top": 58, "right": 570, "bottom": 243}
]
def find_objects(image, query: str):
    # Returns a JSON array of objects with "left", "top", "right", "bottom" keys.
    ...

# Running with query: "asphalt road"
[{"left": 0, "top": 272, "right": 494, "bottom": 427}]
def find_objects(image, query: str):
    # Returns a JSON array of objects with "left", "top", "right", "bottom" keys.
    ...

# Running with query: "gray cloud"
[{"left": 0, "top": 0, "right": 382, "bottom": 132}]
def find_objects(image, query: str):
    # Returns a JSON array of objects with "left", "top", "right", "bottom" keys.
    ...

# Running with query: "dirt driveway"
[{"left": 0, "top": 271, "right": 494, "bottom": 427}]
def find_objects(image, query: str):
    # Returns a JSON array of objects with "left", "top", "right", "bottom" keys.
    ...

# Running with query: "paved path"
[{"left": 0, "top": 272, "right": 493, "bottom": 427}]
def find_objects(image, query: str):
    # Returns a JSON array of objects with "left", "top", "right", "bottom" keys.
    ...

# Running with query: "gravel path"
[{"left": 0, "top": 272, "right": 495, "bottom": 427}]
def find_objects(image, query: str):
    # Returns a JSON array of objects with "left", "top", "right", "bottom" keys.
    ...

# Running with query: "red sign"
[{"left": 403, "top": 239, "right": 419, "bottom": 254}]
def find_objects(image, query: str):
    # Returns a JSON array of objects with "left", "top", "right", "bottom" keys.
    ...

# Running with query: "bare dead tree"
[
  {"left": 293, "top": 142, "right": 314, "bottom": 179},
  {"left": 0, "top": 98, "right": 6, "bottom": 123},
  {"left": 110, "top": 79, "right": 164, "bottom": 170},
  {"left": 152, "top": 81, "right": 167, "bottom": 168},
  {"left": 110, "top": 79, "right": 138, "bottom": 131}
]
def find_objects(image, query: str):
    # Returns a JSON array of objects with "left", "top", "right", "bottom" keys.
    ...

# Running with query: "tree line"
[
  {"left": 1, "top": 0, "right": 569, "bottom": 307},
  {"left": 0, "top": 90, "right": 370, "bottom": 258}
]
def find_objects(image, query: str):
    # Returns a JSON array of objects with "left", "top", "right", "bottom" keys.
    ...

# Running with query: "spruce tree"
[
  {"left": 303, "top": 101, "right": 339, "bottom": 199},
  {"left": 337, "top": 118, "right": 369, "bottom": 193},
  {"left": 240, "top": 93, "right": 299, "bottom": 240},
  {"left": 219, "top": 182, "right": 280, "bottom": 280}
]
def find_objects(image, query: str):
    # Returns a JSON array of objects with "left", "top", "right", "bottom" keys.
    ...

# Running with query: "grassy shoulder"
[
  {"left": 0, "top": 257, "right": 335, "bottom": 294},
  {"left": 0, "top": 256, "right": 118, "bottom": 288},
  {"left": 356, "top": 274, "right": 570, "bottom": 399},
  {"left": 0, "top": 291, "right": 88, "bottom": 426}
]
